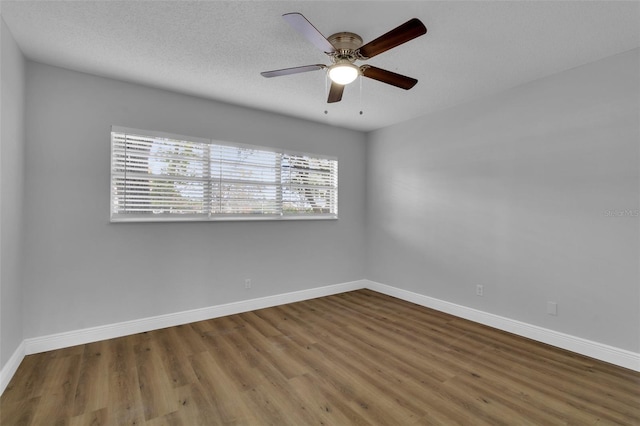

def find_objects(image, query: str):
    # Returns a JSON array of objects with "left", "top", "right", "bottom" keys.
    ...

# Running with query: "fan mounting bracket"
[
  {"left": 327, "top": 32, "right": 363, "bottom": 50},
  {"left": 327, "top": 32, "right": 365, "bottom": 64}
]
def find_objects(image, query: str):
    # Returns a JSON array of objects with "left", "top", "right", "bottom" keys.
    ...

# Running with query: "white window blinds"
[
  {"left": 111, "top": 127, "right": 338, "bottom": 222},
  {"left": 210, "top": 144, "right": 282, "bottom": 217},
  {"left": 282, "top": 152, "right": 338, "bottom": 215}
]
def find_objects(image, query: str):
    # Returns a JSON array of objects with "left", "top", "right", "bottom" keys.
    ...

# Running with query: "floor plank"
[{"left": 2, "top": 289, "right": 639, "bottom": 425}]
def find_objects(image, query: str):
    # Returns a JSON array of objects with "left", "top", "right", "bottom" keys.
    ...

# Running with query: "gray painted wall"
[
  {"left": 3, "top": 39, "right": 637, "bottom": 367},
  {"left": 366, "top": 49, "right": 640, "bottom": 352},
  {"left": 0, "top": 18, "right": 26, "bottom": 369},
  {"left": 23, "top": 62, "right": 366, "bottom": 339}
]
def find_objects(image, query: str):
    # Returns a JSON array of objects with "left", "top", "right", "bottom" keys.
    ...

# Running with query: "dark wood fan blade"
[
  {"left": 327, "top": 82, "right": 344, "bottom": 103},
  {"left": 361, "top": 66, "right": 418, "bottom": 90},
  {"left": 283, "top": 13, "right": 336, "bottom": 54},
  {"left": 358, "top": 18, "right": 426, "bottom": 59},
  {"left": 261, "top": 64, "right": 326, "bottom": 78}
]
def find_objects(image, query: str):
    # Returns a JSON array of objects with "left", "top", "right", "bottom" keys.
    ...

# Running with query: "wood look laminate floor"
[{"left": 2, "top": 289, "right": 639, "bottom": 425}]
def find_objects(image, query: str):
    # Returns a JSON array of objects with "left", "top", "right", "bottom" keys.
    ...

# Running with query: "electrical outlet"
[
  {"left": 245, "top": 278, "right": 252, "bottom": 289},
  {"left": 476, "top": 285, "right": 484, "bottom": 296},
  {"left": 547, "top": 301, "right": 557, "bottom": 316}
]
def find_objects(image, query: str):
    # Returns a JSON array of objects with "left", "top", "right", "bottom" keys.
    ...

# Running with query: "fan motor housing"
[{"left": 328, "top": 32, "right": 363, "bottom": 51}]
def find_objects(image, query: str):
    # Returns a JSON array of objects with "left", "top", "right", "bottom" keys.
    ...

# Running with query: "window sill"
[{"left": 110, "top": 215, "right": 338, "bottom": 223}]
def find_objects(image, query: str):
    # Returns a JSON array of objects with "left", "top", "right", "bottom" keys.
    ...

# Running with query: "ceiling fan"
[{"left": 261, "top": 13, "right": 427, "bottom": 103}]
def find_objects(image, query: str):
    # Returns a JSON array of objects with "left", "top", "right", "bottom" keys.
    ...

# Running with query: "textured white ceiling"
[{"left": 2, "top": 1, "right": 639, "bottom": 131}]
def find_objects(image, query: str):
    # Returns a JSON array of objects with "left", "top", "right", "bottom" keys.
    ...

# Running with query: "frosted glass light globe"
[{"left": 328, "top": 63, "right": 359, "bottom": 85}]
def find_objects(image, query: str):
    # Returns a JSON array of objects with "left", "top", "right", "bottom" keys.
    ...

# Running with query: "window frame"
[{"left": 110, "top": 126, "right": 338, "bottom": 222}]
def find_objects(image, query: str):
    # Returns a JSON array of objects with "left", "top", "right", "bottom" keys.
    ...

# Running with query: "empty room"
[{"left": 1, "top": 1, "right": 639, "bottom": 424}]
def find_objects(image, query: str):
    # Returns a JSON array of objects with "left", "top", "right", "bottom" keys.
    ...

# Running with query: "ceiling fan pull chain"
[
  {"left": 359, "top": 74, "right": 364, "bottom": 115},
  {"left": 324, "top": 73, "right": 329, "bottom": 114}
]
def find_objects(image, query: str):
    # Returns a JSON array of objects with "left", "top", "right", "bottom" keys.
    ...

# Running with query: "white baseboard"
[
  {"left": 23, "top": 280, "right": 366, "bottom": 356},
  {"left": 365, "top": 280, "right": 640, "bottom": 372},
  {"left": 0, "top": 340, "right": 25, "bottom": 396},
  {"left": 2, "top": 277, "right": 638, "bottom": 397}
]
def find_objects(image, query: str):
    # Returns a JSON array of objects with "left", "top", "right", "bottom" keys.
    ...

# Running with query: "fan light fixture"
[{"left": 328, "top": 62, "right": 359, "bottom": 85}]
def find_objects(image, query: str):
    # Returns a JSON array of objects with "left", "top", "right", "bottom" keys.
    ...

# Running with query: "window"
[{"left": 110, "top": 127, "right": 338, "bottom": 222}]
